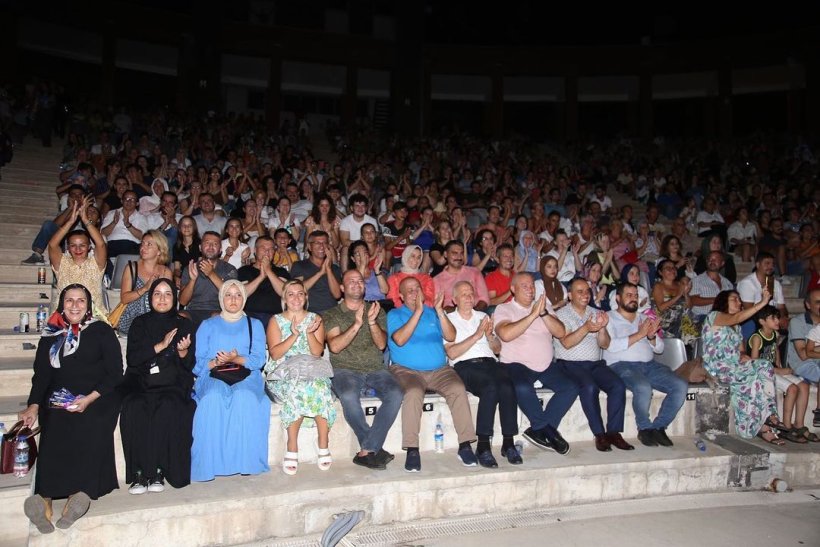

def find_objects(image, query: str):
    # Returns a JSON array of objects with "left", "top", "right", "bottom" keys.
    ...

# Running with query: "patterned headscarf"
[{"left": 42, "top": 283, "right": 97, "bottom": 369}]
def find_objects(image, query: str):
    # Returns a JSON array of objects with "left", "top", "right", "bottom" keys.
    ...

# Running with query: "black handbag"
[{"left": 209, "top": 316, "right": 253, "bottom": 386}]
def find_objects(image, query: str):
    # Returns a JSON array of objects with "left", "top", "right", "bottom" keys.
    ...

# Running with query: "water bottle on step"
[
  {"left": 13, "top": 436, "right": 29, "bottom": 477},
  {"left": 434, "top": 414, "right": 444, "bottom": 453}
]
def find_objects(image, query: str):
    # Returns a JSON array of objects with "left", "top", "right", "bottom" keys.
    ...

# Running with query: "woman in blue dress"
[{"left": 191, "top": 279, "right": 270, "bottom": 481}]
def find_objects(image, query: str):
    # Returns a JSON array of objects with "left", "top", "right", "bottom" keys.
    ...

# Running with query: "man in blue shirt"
[{"left": 388, "top": 277, "right": 477, "bottom": 472}]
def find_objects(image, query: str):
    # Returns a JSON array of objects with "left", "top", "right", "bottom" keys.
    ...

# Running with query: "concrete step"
[
  {"left": 0, "top": 265, "right": 51, "bottom": 284},
  {"left": 0, "top": 224, "right": 46, "bottom": 238},
  {"left": 0, "top": 213, "right": 53, "bottom": 225},
  {"left": 0, "top": 358, "right": 32, "bottom": 398},
  {"left": 0, "top": 283, "right": 53, "bottom": 303},
  {"left": 24, "top": 439, "right": 820, "bottom": 546},
  {"left": 0, "top": 238, "right": 46, "bottom": 250},
  {"left": 0, "top": 303, "right": 51, "bottom": 329},
  {"left": 0, "top": 331, "right": 44, "bottom": 359},
  {"left": 0, "top": 472, "right": 32, "bottom": 547}
]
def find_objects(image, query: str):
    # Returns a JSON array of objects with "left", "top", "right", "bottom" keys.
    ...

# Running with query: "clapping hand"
[
  {"left": 532, "top": 294, "right": 546, "bottom": 317},
  {"left": 215, "top": 349, "right": 238, "bottom": 365},
  {"left": 433, "top": 292, "right": 445, "bottom": 313},
  {"left": 176, "top": 333, "right": 192, "bottom": 352},
  {"left": 160, "top": 327, "right": 178, "bottom": 351},
  {"left": 306, "top": 315, "right": 323, "bottom": 333},
  {"left": 187, "top": 259, "right": 199, "bottom": 280},
  {"left": 585, "top": 311, "right": 609, "bottom": 332},
  {"left": 366, "top": 301, "right": 381, "bottom": 325}
]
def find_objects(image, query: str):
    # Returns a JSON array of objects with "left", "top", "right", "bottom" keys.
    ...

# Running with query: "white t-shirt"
[
  {"left": 590, "top": 195, "right": 612, "bottom": 212},
  {"left": 547, "top": 249, "right": 576, "bottom": 282},
  {"left": 727, "top": 221, "right": 757, "bottom": 244},
  {"left": 696, "top": 211, "right": 725, "bottom": 235},
  {"left": 446, "top": 310, "right": 496, "bottom": 365},
  {"left": 736, "top": 273, "right": 785, "bottom": 307},
  {"left": 102, "top": 208, "right": 149, "bottom": 243},
  {"left": 221, "top": 240, "right": 249, "bottom": 269},
  {"left": 340, "top": 214, "right": 378, "bottom": 241}
]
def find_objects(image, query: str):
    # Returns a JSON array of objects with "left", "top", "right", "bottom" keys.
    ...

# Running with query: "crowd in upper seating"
[{"left": 9, "top": 100, "right": 820, "bottom": 533}]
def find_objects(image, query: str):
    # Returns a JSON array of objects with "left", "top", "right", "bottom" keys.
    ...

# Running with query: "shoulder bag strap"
[{"left": 246, "top": 315, "right": 253, "bottom": 354}]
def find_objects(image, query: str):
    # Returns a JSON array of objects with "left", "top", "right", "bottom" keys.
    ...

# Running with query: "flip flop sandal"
[
  {"left": 796, "top": 426, "right": 820, "bottom": 443},
  {"left": 283, "top": 451, "right": 299, "bottom": 476},
  {"left": 782, "top": 428, "right": 808, "bottom": 443},
  {"left": 23, "top": 495, "right": 54, "bottom": 534},
  {"left": 55, "top": 492, "right": 91, "bottom": 529}
]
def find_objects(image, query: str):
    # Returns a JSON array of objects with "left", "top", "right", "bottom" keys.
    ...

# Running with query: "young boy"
[{"left": 748, "top": 306, "right": 815, "bottom": 442}]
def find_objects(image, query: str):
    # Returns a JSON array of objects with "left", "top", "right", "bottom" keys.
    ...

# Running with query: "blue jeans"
[
  {"left": 331, "top": 368, "right": 403, "bottom": 453},
  {"left": 32, "top": 220, "right": 59, "bottom": 252},
  {"left": 610, "top": 360, "right": 688, "bottom": 430},
  {"left": 505, "top": 361, "right": 579, "bottom": 432},
  {"left": 557, "top": 359, "right": 626, "bottom": 436}
]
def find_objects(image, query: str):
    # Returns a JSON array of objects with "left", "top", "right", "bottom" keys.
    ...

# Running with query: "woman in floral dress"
[
  {"left": 265, "top": 280, "right": 336, "bottom": 474},
  {"left": 701, "top": 288, "right": 788, "bottom": 444}
]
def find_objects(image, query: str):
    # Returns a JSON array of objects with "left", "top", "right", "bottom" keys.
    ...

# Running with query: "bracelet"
[
  {"left": 368, "top": 322, "right": 377, "bottom": 326},
  {"left": 539, "top": 311, "right": 550, "bottom": 317}
]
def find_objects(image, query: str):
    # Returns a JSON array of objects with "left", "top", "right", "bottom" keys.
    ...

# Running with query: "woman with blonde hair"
[
  {"left": 117, "top": 230, "right": 173, "bottom": 334},
  {"left": 265, "top": 280, "right": 335, "bottom": 475}
]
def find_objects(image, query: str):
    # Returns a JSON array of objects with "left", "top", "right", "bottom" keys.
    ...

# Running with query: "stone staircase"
[
  {"left": 0, "top": 140, "right": 62, "bottom": 547},
  {"left": 0, "top": 142, "right": 816, "bottom": 546}
]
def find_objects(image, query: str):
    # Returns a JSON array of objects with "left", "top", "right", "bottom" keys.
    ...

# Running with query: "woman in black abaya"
[
  {"left": 120, "top": 278, "right": 195, "bottom": 494},
  {"left": 20, "top": 283, "right": 123, "bottom": 534}
]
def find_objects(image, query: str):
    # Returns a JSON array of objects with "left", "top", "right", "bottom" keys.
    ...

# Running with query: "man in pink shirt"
[
  {"left": 434, "top": 241, "right": 490, "bottom": 312},
  {"left": 494, "top": 273, "right": 578, "bottom": 454}
]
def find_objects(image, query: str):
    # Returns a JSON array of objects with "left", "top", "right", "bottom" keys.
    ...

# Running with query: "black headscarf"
[{"left": 125, "top": 278, "right": 195, "bottom": 379}]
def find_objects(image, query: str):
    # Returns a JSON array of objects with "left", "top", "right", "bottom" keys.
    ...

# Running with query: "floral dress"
[
  {"left": 701, "top": 312, "right": 777, "bottom": 438},
  {"left": 265, "top": 312, "right": 336, "bottom": 429},
  {"left": 657, "top": 291, "right": 698, "bottom": 350}
]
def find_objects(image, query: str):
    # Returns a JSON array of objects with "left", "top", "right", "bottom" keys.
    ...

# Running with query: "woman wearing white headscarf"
[
  {"left": 190, "top": 279, "right": 270, "bottom": 481},
  {"left": 139, "top": 177, "right": 169, "bottom": 214},
  {"left": 385, "top": 244, "right": 435, "bottom": 308}
]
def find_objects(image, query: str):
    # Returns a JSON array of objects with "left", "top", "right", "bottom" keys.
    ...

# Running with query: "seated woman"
[
  {"left": 118, "top": 230, "right": 173, "bottom": 335},
  {"left": 583, "top": 258, "right": 610, "bottom": 311},
  {"left": 658, "top": 234, "right": 694, "bottom": 280},
  {"left": 349, "top": 240, "right": 388, "bottom": 303},
  {"left": 386, "top": 245, "right": 435, "bottom": 308},
  {"left": 19, "top": 284, "right": 123, "bottom": 534},
  {"left": 172, "top": 215, "right": 201, "bottom": 288},
  {"left": 121, "top": 278, "right": 196, "bottom": 494},
  {"left": 534, "top": 255, "right": 568, "bottom": 311},
  {"left": 221, "top": 217, "right": 251, "bottom": 269},
  {"left": 265, "top": 280, "right": 336, "bottom": 475},
  {"left": 191, "top": 280, "right": 270, "bottom": 481},
  {"left": 48, "top": 197, "right": 108, "bottom": 319},
  {"left": 609, "top": 264, "right": 651, "bottom": 313},
  {"left": 703, "top": 289, "right": 790, "bottom": 444},
  {"left": 471, "top": 229, "right": 499, "bottom": 275},
  {"left": 652, "top": 259, "right": 698, "bottom": 351},
  {"left": 515, "top": 230, "right": 541, "bottom": 276}
]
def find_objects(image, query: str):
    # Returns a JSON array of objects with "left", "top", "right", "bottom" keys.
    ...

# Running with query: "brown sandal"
[
  {"left": 756, "top": 428, "right": 785, "bottom": 446},
  {"left": 796, "top": 426, "right": 820, "bottom": 443},
  {"left": 782, "top": 427, "right": 808, "bottom": 443}
]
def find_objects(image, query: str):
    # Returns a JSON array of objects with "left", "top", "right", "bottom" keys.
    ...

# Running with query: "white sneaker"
[{"left": 129, "top": 481, "right": 147, "bottom": 495}]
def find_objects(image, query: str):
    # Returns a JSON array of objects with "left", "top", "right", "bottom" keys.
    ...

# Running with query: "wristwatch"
[{"left": 539, "top": 310, "right": 550, "bottom": 317}]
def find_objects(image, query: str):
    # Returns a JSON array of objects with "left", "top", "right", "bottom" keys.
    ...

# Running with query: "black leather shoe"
[
  {"left": 607, "top": 432, "right": 635, "bottom": 451},
  {"left": 542, "top": 425, "right": 570, "bottom": 455},
  {"left": 638, "top": 429, "right": 659, "bottom": 447},
  {"left": 652, "top": 428, "right": 674, "bottom": 447},
  {"left": 595, "top": 434, "right": 612, "bottom": 452},
  {"left": 522, "top": 427, "right": 552, "bottom": 450},
  {"left": 374, "top": 448, "right": 395, "bottom": 464},
  {"left": 353, "top": 453, "right": 386, "bottom": 470}
]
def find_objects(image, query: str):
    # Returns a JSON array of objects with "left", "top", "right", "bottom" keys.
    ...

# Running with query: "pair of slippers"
[{"left": 24, "top": 492, "right": 90, "bottom": 534}]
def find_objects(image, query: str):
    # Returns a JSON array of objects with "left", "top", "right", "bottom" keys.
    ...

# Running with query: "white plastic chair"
[{"left": 656, "top": 337, "right": 687, "bottom": 371}]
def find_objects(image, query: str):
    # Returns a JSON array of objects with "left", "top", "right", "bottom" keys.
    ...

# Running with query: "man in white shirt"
[
  {"left": 100, "top": 190, "right": 149, "bottom": 257},
  {"left": 737, "top": 252, "right": 788, "bottom": 338},
  {"left": 554, "top": 279, "right": 632, "bottom": 452},
  {"left": 690, "top": 251, "right": 734, "bottom": 319},
  {"left": 340, "top": 193, "right": 378, "bottom": 246},
  {"left": 696, "top": 197, "right": 726, "bottom": 237},
  {"left": 590, "top": 185, "right": 613, "bottom": 213},
  {"left": 446, "top": 282, "right": 522, "bottom": 467},
  {"left": 605, "top": 282, "right": 688, "bottom": 447}
]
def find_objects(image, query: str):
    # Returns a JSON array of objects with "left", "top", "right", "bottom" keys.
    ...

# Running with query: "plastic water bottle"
[
  {"left": 694, "top": 437, "right": 706, "bottom": 452},
  {"left": 0, "top": 423, "right": 6, "bottom": 437},
  {"left": 13, "top": 436, "right": 29, "bottom": 477},
  {"left": 434, "top": 415, "right": 444, "bottom": 453},
  {"left": 36, "top": 304, "right": 48, "bottom": 332}
]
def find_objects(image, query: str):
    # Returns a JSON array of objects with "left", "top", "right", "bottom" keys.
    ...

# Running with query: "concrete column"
[
  {"left": 266, "top": 50, "right": 282, "bottom": 131},
  {"left": 341, "top": 64, "right": 358, "bottom": 129},
  {"left": 718, "top": 65, "right": 732, "bottom": 141},
  {"left": 639, "top": 71, "right": 653, "bottom": 140},
  {"left": 564, "top": 70, "right": 579, "bottom": 141},
  {"left": 101, "top": 29, "right": 117, "bottom": 106}
]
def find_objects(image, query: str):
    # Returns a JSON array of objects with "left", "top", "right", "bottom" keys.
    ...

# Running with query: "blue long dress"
[{"left": 191, "top": 315, "right": 271, "bottom": 481}]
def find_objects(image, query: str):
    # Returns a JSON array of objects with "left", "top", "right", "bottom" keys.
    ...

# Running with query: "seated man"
[
  {"left": 554, "top": 278, "right": 633, "bottom": 452},
  {"left": 387, "top": 277, "right": 477, "bottom": 472},
  {"left": 179, "top": 231, "right": 238, "bottom": 328},
  {"left": 433, "top": 240, "right": 490, "bottom": 312},
  {"left": 494, "top": 273, "right": 577, "bottom": 454},
  {"left": 605, "top": 282, "right": 688, "bottom": 447},
  {"left": 324, "top": 270, "right": 403, "bottom": 470},
  {"left": 100, "top": 189, "right": 149, "bottom": 258},
  {"left": 22, "top": 184, "right": 86, "bottom": 265},
  {"left": 788, "top": 288, "right": 820, "bottom": 429},
  {"left": 291, "top": 230, "right": 342, "bottom": 313},
  {"left": 239, "top": 236, "right": 288, "bottom": 329},
  {"left": 446, "top": 281, "right": 521, "bottom": 467}
]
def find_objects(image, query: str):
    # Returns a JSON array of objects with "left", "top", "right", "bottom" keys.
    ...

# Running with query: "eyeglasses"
[{"left": 123, "top": 197, "right": 137, "bottom": 202}]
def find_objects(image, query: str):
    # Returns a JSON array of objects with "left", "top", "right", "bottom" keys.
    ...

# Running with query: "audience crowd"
[{"left": 11, "top": 102, "right": 820, "bottom": 532}]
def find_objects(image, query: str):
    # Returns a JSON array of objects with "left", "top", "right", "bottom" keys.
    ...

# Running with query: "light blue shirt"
[{"left": 604, "top": 310, "right": 665, "bottom": 366}]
